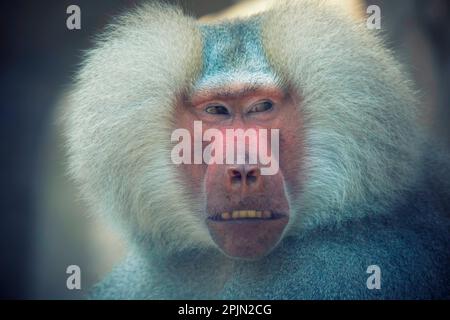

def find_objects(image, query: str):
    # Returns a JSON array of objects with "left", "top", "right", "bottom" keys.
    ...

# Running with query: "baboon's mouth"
[
  {"left": 208, "top": 210, "right": 285, "bottom": 221},
  {"left": 206, "top": 210, "right": 289, "bottom": 260}
]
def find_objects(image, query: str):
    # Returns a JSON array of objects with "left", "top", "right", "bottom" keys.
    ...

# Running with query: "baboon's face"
[{"left": 173, "top": 83, "right": 303, "bottom": 259}]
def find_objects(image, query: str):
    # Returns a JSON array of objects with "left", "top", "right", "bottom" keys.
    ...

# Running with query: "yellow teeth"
[
  {"left": 219, "top": 210, "right": 272, "bottom": 220},
  {"left": 262, "top": 210, "right": 272, "bottom": 219},
  {"left": 221, "top": 212, "right": 231, "bottom": 220}
]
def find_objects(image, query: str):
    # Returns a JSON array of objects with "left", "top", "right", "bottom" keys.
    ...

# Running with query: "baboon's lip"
[
  {"left": 206, "top": 212, "right": 288, "bottom": 260},
  {"left": 208, "top": 210, "right": 286, "bottom": 221}
]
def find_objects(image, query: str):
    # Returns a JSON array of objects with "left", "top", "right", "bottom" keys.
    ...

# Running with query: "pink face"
[{"left": 174, "top": 84, "right": 303, "bottom": 259}]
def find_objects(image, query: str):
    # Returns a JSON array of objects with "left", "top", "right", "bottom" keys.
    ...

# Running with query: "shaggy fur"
[
  {"left": 91, "top": 185, "right": 450, "bottom": 299},
  {"left": 263, "top": 1, "right": 422, "bottom": 231},
  {"left": 64, "top": 4, "right": 211, "bottom": 252},
  {"left": 63, "top": 1, "right": 450, "bottom": 299}
]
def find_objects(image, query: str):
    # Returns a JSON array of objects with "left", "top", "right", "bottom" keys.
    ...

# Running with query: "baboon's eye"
[
  {"left": 248, "top": 100, "right": 273, "bottom": 113},
  {"left": 205, "top": 105, "right": 230, "bottom": 115}
]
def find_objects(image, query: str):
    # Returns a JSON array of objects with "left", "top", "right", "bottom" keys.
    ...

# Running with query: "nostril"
[
  {"left": 246, "top": 168, "right": 261, "bottom": 185},
  {"left": 247, "top": 174, "right": 257, "bottom": 184},
  {"left": 227, "top": 166, "right": 260, "bottom": 187},
  {"left": 230, "top": 169, "right": 242, "bottom": 184}
]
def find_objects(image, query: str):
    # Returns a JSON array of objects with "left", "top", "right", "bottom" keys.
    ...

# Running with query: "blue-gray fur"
[
  {"left": 196, "top": 17, "right": 278, "bottom": 90},
  {"left": 219, "top": 186, "right": 450, "bottom": 299},
  {"left": 63, "top": 1, "right": 450, "bottom": 300},
  {"left": 91, "top": 176, "right": 450, "bottom": 299}
]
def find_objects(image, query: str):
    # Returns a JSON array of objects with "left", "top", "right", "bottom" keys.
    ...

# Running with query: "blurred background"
[{"left": 0, "top": 0, "right": 449, "bottom": 299}]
